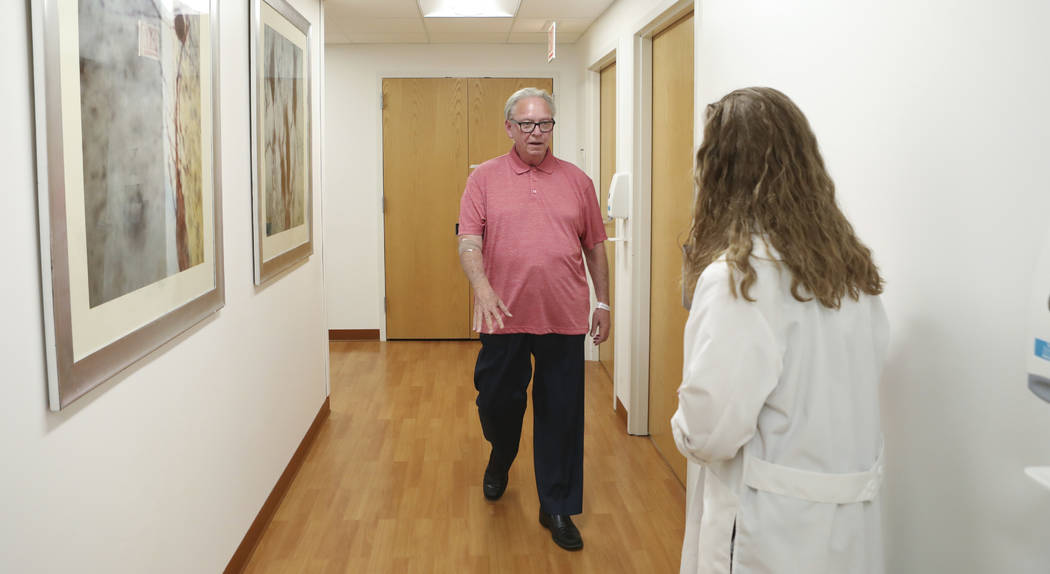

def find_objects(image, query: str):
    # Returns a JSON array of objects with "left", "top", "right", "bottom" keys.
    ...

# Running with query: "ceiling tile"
[
  {"left": 418, "top": 0, "right": 520, "bottom": 17},
  {"left": 512, "top": 18, "right": 549, "bottom": 33},
  {"left": 325, "top": 12, "right": 429, "bottom": 43},
  {"left": 506, "top": 32, "right": 547, "bottom": 44},
  {"left": 507, "top": 31, "right": 580, "bottom": 44},
  {"left": 557, "top": 31, "right": 581, "bottom": 43},
  {"left": 324, "top": 0, "right": 421, "bottom": 18},
  {"left": 323, "top": 0, "right": 602, "bottom": 44},
  {"left": 423, "top": 17, "right": 514, "bottom": 34},
  {"left": 423, "top": 16, "right": 514, "bottom": 42},
  {"left": 428, "top": 32, "right": 510, "bottom": 43},
  {"left": 515, "top": 0, "right": 615, "bottom": 20},
  {"left": 512, "top": 17, "right": 590, "bottom": 33},
  {"left": 552, "top": 19, "right": 591, "bottom": 33}
]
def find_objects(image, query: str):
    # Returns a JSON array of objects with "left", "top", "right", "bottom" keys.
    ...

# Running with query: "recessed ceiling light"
[{"left": 418, "top": 0, "right": 521, "bottom": 18}]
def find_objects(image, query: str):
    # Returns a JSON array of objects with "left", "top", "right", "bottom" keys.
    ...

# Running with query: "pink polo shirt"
[{"left": 458, "top": 147, "right": 607, "bottom": 335}]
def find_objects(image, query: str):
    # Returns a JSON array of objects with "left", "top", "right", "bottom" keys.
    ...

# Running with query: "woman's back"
[
  {"left": 748, "top": 245, "right": 889, "bottom": 474},
  {"left": 674, "top": 241, "right": 888, "bottom": 574},
  {"left": 674, "top": 86, "right": 888, "bottom": 574}
]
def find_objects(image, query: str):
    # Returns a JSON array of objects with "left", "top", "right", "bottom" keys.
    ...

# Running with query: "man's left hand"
[{"left": 590, "top": 308, "right": 611, "bottom": 345}]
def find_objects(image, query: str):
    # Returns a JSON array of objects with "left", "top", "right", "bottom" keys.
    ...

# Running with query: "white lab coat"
[{"left": 672, "top": 240, "right": 889, "bottom": 574}]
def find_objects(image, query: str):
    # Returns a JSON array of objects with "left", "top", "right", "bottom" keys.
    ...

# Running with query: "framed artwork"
[
  {"left": 250, "top": 0, "right": 313, "bottom": 285},
  {"left": 30, "top": 0, "right": 224, "bottom": 410}
]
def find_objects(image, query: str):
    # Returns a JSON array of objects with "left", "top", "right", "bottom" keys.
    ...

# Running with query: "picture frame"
[
  {"left": 30, "top": 0, "right": 225, "bottom": 411},
  {"left": 250, "top": 0, "right": 313, "bottom": 285}
]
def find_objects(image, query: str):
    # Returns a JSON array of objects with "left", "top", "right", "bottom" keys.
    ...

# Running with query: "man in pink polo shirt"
[{"left": 457, "top": 88, "right": 610, "bottom": 551}]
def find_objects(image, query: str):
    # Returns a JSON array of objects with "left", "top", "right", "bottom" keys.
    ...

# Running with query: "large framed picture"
[
  {"left": 30, "top": 0, "right": 224, "bottom": 411},
  {"left": 250, "top": 0, "right": 313, "bottom": 285}
]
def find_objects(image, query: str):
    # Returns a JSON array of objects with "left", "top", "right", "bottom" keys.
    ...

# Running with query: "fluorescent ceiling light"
[{"left": 419, "top": 0, "right": 521, "bottom": 18}]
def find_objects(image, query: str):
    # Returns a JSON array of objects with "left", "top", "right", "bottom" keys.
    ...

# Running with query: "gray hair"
[{"left": 504, "top": 87, "right": 556, "bottom": 120}]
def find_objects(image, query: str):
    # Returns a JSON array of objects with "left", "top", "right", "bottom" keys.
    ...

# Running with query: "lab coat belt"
[{"left": 742, "top": 446, "right": 885, "bottom": 504}]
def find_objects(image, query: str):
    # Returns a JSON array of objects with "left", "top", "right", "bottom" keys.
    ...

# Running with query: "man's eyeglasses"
[{"left": 510, "top": 119, "right": 556, "bottom": 134}]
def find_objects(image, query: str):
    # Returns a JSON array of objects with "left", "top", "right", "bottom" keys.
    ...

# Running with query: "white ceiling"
[{"left": 325, "top": 0, "right": 616, "bottom": 45}]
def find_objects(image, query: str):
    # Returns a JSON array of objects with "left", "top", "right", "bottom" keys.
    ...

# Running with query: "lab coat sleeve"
[{"left": 671, "top": 262, "right": 783, "bottom": 465}]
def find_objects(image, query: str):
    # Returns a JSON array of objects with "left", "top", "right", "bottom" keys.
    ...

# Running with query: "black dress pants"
[{"left": 474, "top": 333, "right": 585, "bottom": 515}]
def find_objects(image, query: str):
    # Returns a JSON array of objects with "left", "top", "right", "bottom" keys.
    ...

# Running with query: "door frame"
[
  {"left": 627, "top": 0, "right": 699, "bottom": 436},
  {"left": 585, "top": 47, "right": 617, "bottom": 394},
  {"left": 375, "top": 71, "right": 562, "bottom": 341},
  {"left": 318, "top": 2, "right": 330, "bottom": 396}
]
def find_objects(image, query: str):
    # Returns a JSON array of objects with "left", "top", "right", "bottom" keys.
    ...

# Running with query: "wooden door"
[
  {"left": 598, "top": 63, "right": 617, "bottom": 380},
  {"left": 383, "top": 78, "right": 554, "bottom": 339},
  {"left": 467, "top": 78, "right": 555, "bottom": 168},
  {"left": 649, "top": 13, "right": 694, "bottom": 484},
  {"left": 464, "top": 78, "right": 555, "bottom": 337},
  {"left": 383, "top": 78, "right": 471, "bottom": 339}
]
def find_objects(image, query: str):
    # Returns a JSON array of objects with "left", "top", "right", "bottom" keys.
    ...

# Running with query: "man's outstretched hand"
[{"left": 473, "top": 287, "right": 512, "bottom": 333}]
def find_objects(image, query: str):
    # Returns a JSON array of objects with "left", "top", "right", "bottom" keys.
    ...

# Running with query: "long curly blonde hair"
[{"left": 683, "top": 87, "right": 883, "bottom": 309}]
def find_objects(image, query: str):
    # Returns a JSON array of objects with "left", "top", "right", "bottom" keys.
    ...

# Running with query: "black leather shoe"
[
  {"left": 482, "top": 451, "right": 509, "bottom": 501},
  {"left": 539, "top": 511, "right": 583, "bottom": 550}
]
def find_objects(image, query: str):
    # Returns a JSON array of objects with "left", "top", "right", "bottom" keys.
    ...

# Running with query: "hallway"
[{"left": 244, "top": 341, "right": 686, "bottom": 572}]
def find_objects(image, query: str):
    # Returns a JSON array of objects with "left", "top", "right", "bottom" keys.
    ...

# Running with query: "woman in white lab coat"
[{"left": 672, "top": 87, "right": 889, "bottom": 574}]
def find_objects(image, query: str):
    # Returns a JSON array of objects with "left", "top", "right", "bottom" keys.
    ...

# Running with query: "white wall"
[
  {"left": 579, "top": 0, "right": 1050, "bottom": 571},
  {"left": 575, "top": 0, "right": 695, "bottom": 429},
  {"left": 0, "top": 1, "right": 329, "bottom": 572},
  {"left": 323, "top": 43, "right": 583, "bottom": 335}
]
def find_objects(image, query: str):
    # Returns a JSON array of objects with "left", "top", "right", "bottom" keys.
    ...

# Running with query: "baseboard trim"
[
  {"left": 224, "top": 396, "right": 331, "bottom": 573},
  {"left": 328, "top": 329, "right": 380, "bottom": 341},
  {"left": 615, "top": 396, "right": 629, "bottom": 430}
]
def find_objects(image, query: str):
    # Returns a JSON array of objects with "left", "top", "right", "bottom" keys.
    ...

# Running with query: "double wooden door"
[
  {"left": 383, "top": 77, "right": 554, "bottom": 339},
  {"left": 649, "top": 13, "right": 694, "bottom": 485}
]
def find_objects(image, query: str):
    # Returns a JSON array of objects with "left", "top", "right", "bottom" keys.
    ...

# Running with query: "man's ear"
[{"left": 505, "top": 120, "right": 515, "bottom": 139}]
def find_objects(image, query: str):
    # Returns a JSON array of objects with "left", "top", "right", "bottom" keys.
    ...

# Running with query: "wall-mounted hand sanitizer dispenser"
[
  {"left": 607, "top": 172, "right": 631, "bottom": 220},
  {"left": 1028, "top": 230, "right": 1050, "bottom": 402}
]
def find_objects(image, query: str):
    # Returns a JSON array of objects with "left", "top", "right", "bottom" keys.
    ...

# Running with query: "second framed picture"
[{"left": 250, "top": 0, "right": 313, "bottom": 285}]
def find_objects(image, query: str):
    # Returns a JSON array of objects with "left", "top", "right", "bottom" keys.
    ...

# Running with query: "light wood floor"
[{"left": 244, "top": 341, "right": 686, "bottom": 573}]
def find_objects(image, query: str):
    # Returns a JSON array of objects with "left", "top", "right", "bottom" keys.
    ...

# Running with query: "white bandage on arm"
[{"left": 458, "top": 237, "right": 482, "bottom": 255}]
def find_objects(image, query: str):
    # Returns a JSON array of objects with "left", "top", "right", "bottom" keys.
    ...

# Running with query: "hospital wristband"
[{"left": 596, "top": 302, "right": 611, "bottom": 312}]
